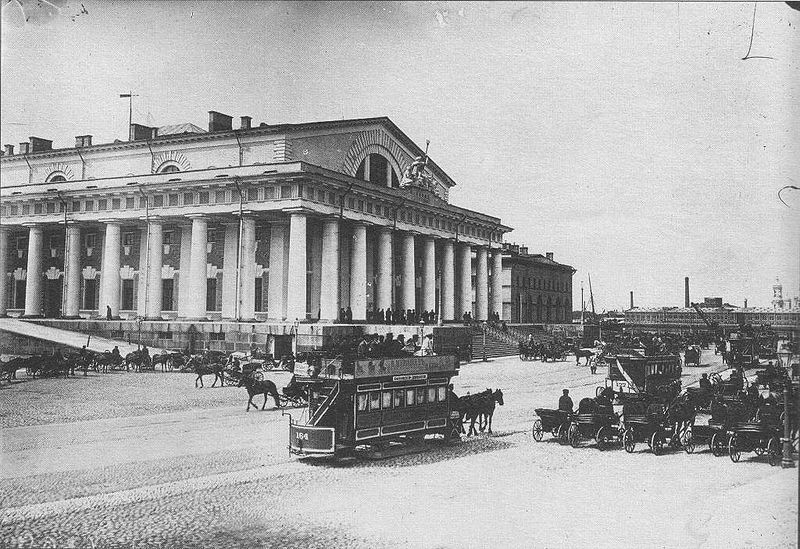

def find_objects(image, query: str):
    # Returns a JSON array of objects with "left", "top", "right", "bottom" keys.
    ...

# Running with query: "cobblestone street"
[{"left": 1, "top": 351, "right": 796, "bottom": 548}]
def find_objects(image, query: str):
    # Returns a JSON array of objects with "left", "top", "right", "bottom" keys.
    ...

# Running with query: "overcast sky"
[{"left": 2, "top": 1, "right": 798, "bottom": 311}]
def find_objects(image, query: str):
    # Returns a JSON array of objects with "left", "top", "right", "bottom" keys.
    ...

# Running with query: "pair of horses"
[
  {"left": 456, "top": 388, "right": 504, "bottom": 436},
  {"left": 189, "top": 357, "right": 282, "bottom": 412}
]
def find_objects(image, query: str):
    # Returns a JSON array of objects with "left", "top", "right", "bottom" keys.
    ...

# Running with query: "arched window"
[
  {"left": 158, "top": 164, "right": 180, "bottom": 174},
  {"left": 355, "top": 153, "right": 399, "bottom": 188},
  {"left": 46, "top": 173, "right": 67, "bottom": 183}
]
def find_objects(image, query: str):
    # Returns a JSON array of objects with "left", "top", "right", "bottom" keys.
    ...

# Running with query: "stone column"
[
  {"left": 401, "top": 232, "right": 416, "bottom": 313},
  {"left": 349, "top": 223, "right": 367, "bottom": 321},
  {"left": 177, "top": 224, "right": 192, "bottom": 318},
  {"left": 145, "top": 220, "right": 163, "bottom": 319},
  {"left": 23, "top": 225, "right": 43, "bottom": 316},
  {"left": 268, "top": 222, "right": 288, "bottom": 320},
  {"left": 99, "top": 221, "right": 121, "bottom": 317},
  {"left": 63, "top": 224, "right": 81, "bottom": 317},
  {"left": 319, "top": 218, "right": 340, "bottom": 322},
  {"left": 286, "top": 212, "right": 307, "bottom": 321},
  {"left": 476, "top": 246, "right": 489, "bottom": 321},
  {"left": 376, "top": 227, "right": 393, "bottom": 311},
  {"left": 441, "top": 240, "right": 455, "bottom": 321},
  {"left": 0, "top": 227, "right": 8, "bottom": 316},
  {"left": 184, "top": 216, "right": 208, "bottom": 319},
  {"left": 221, "top": 222, "right": 239, "bottom": 319},
  {"left": 492, "top": 249, "right": 503, "bottom": 320},
  {"left": 421, "top": 236, "right": 436, "bottom": 314},
  {"left": 458, "top": 242, "right": 472, "bottom": 319},
  {"left": 239, "top": 217, "right": 257, "bottom": 321}
]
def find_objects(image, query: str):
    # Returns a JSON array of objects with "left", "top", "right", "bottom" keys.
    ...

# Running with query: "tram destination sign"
[{"left": 354, "top": 355, "right": 458, "bottom": 379}]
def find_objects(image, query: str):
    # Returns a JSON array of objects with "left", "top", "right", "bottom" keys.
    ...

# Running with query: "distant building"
[
  {"left": 702, "top": 297, "right": 723, "bottom": 308},
  {"left": 625, "top": 306, "right": 800, "bottom": 335},
  {"left": 500, "top": 243, "right": 575, "bottom": 323}
]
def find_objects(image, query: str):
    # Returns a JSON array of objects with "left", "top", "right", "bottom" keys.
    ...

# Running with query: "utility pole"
[{"left": 119, "top": 92, "right": 139, "bottom": 140}]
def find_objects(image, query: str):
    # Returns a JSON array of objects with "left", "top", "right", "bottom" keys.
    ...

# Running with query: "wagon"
[
  {"left": 568, "top": 412, "right": 621, "bottom": 449},
  {"left": 622, "top": 409, "right": 689, "bottom": 455},
  {"left": 684, "top": 346, "right": 701, "bottom": 367},
  {"left": 728, "top": 422, "right": 782, "bottom": 465},
  {"left": 683, "top": 420, "right": 729, "bottom": 456},
  {"left": 519, "top": 343, "right": 538, "bottom": 362},
  {"left": 532, "top": 408, "right": 572, "bottom": 443}
]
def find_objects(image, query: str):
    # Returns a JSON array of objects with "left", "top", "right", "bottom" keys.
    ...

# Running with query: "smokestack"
[
  {"left": 744, "top": 298, "right": 748, "bottom": 308},
  {"left": 4, "top": 144, "right": 14, "bottom": 156},
  {"left": 18, "top": 142, "right": 30, "bottom": 154},
  {"left": 75, "top": 135, "right": 93, "bottom": 148},
  {"left": 240, "top": 116, "right": 252, "bottom": 130},
  {"left": 684, "top": 277, "right": 690, "bottom": 308},
  {"left": 630, "top": 291, "right": 634, "bottom": 310},
  {"left": 208, "top": 111, "right": 233, "bottom": 132}
]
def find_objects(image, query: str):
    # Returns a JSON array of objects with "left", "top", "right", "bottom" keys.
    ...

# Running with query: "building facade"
[
  {"left": 625, "top": 306, "right": 800, "bottom": 334},
  {"left": 500, "top": 243, "right": 574, "bottom": 323},
  {"left": 0, "top": 113, "right": 512, "bottom": 323}
]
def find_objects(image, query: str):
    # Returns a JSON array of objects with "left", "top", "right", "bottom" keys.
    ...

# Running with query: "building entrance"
[{"left": 44, "top": 279, "right": 62, "bottom": 318}]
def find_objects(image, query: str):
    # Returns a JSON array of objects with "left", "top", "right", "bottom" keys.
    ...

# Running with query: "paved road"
[{"left": 1, "top": 349, "right": 795, "bottom": 548}]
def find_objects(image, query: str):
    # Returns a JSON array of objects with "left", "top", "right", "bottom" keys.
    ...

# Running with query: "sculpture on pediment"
[{"left": 400, "top": 140, "right": 434, "bottom": 192}]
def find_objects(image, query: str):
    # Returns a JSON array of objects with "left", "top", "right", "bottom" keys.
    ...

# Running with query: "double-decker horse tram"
[{"left": 286, "top": 354, "right": 460, "bottom": 460}]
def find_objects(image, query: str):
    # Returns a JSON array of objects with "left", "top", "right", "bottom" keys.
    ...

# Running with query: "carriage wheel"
[
  {"left": 682, "top": 428, "right": 695, "bottom": 454},
  {"left": 754, "top": 444, "right": 765, "bottom": 457},
  {"left": 568, "top": 424, "right": 580, "bottom": 448},
  {"left": 728, "top": 435, "right": 741, "bottom": 463},
  {"left": 558, "top": 423, "right": 569, "bottom": 444},
  {"left": 596, "top": 426, "right": 607, "bottom": 450},
  {"left": 623, "top": 428, "right": 636, "bottom": 453},
  {"left": 519, "top": 353, "right": 526, "bottom": 361},
  {"left": 596, "top": 386, "right": 604, "bottom": 397},
  {"left": 711, "top": 433, "right": 724, "bottom": 457},
  {"left": 531, "top": 419, "right": 544, "bottom": 442},
  {"left": 767, "top": 437, "right": 780, "bottom": 466},
  {"left": 650, "top": 432, "right": 663, "bottom": 456}
]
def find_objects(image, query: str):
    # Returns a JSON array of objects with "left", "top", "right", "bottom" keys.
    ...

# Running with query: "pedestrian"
[{"left": 106, "top": 305, "right": 112, "bottom": 320}]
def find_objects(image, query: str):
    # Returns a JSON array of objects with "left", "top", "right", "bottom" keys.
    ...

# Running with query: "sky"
[{"left": 2, "top": 1, "right": 798, "bottom": 312}]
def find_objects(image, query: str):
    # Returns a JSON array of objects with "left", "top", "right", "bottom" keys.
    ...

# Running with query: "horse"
[
  {"left": 191, "top": 358, "right": 226, "bottom": 388},
  {"left": 459, "top": 389, "right": 491, "bottom": 435},
  {"left": 151, "top": 352, "right": 175, "bottom": 372},
  {"left": 575, "top": 348, "right": 597, "bottom": 366},
  {"left": 0, "top": 357, "right": 25, "bottom": 382},
  {"left": 477, "top": 389, "right": 504, "bottom": 435},
  {"left": 238, "top": 374, "right": 282, "bottom": 411},
  {"left": 125, "top": 350, "right": 151, "bottom": 372}
]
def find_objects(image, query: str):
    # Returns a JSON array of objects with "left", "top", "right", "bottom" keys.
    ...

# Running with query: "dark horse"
[
  {"left": 191, "top": 358, "right": 225, "bottom": 388},
  {"left": 238, "top": 374, "right": 282, "bottom": 411},
  {"left": 461, "top": 389, "right": 504, "bottom": 436}
]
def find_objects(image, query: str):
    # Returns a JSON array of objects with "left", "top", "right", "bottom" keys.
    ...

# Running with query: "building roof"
[
  {"left": 157, "top": 123, "right": 206, "bottom": 136},
  {"left": 626, "top": 306, "right": 800, "bottom": 313}
]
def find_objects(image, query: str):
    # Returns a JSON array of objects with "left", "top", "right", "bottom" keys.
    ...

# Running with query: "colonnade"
[{"left": 1, "top": 211, "right": 505, "bottom": 322}]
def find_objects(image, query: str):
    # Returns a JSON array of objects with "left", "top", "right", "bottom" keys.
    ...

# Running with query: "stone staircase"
[{"left": 470, "top": 328, "right": 519, "bottom": 360}]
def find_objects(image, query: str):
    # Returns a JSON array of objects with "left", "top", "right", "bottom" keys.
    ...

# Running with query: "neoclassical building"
[{"left": 0, "top": 112, "right": 513, "bottom": 323}]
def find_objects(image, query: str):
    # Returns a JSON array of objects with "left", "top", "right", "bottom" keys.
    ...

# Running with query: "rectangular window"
[
  {"left": 126, "top": 197, "right": 135, "bottom": 209},
  {"left": 207, "top": 229, "right": 217, "bottom": 243},
  {"left": 85, "top": 233, "right": 97, "bottom": 248},
  {"left": 121, "top": 279, "right": 134, "bottom": 309},
  {"left": 437, "top": 386, "right": 446, "bottom": 402},
  {"left": 427, "top": 387, "right": 437, "bottom": 403},
  {"left": 206, "top": 278, "right": 217, "bottom": 311},
  {"left": 199, "top": 191, "right": 209, "bottom": 204},
  {"left": 357, "top": 393, "right": 368, "bottom": 412},
  {"left": 22, "top": 204, "right": 30, "bottom": 215},
  {"left": 366, "top": 202, "right": 372, "bottom": 214},
  {"left": 9, "top": 204, "right": 18, "bottom": 215},
  {"left": 83, "top": 278, "right": 97, "bottom": 309},
  {"left": 46, "top": 202, "right": 55, "bottom": 214},
  {"left": 416, "top": 388, "right": 426, "bottom": 405},
  {"left": 162, "top": 279, "right": 174, "bottom": 310},
  {"left": 347, "top": 197, "right": 355, "bottom": 209},
  {"left": 168, "top": 194, "right": 179, "bottom": 206},
  {"left": 16, "top": 236, "right": 26, "bottom": 251},
  {"left": 215, "top": 190, "right": 227, "bottom": 203},
  {"left": 123, "top": 232, "right": 135, "bottom": 246},
  {"left": 183, "top": 193, "right": 194, "bottom": 205},
  {"left": 14, "top": 280, "right": 26, "bottom": 308},
  {"left": 248, "top": 187, "right": 259, "bottom": 201},
  {"left": 317, "top": 189, "right": 325, "bottom": 202},
  {"left": 163, "top": 231, "right": 174, "bottom": 245},
  {"left": 98, "top": 199, "right": 107, "bottom": 211},
  {"left": 158, "top": 331, "right": 173, "bottom": 340},
  {"left": 255, "top": 277, "right": 264, "bottom": 312},
  {"left": 139, "top": 197, "right": 147, "bottom": 208},
  {"left": 357, "top": 200, "right": 364, "bottom": 211},
  {"left": 280, "top": 185, "right": 291, "bottom": 198},
  {"left": 153, "top": 195, "right": 164, "bottom": 207},
  {"left": 34, "top": 203, "right": 43, "bottom": 214},
  {"left": 209, "top": 332, "right": 226, "bottom": 341},
  {"left": 406, "top": 388, "right": 416, "bottom": 407},
  {"left": 328, "top": 192, "right": 336, "bottom": 205},
  {"left": 393, "top": 389, "right": 404, "bottom": 408},
  {"left": 369, "top": 391, "right": 381, "bottom": 411},
  {"left": 381, "top": 391, "right": 392, "bottom": 409},
  {"left": 264, "top": 186, "right": 275, "bottom": 199}
]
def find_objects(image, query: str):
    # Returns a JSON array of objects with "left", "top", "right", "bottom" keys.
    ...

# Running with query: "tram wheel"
[
  {"left": 531, "top": 419, "right": 544, "bottom": 442},
  {"left": 623, "top": 428, "right": 636, "bottom": 453},
  {"left": 729, "top": 435, "right": 741, "bottom": 463},
  {"left": 650, "top": 432, "right": 663, "bottom": 456}
]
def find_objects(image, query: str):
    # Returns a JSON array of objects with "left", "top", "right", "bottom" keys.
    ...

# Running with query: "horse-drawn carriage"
[
  {"left": 684, "top": 345, "right": 701, "bottom": 367},
  {"left": 620, "top": 395, "right": 694, "bottom": 455},
  {"left": 287, "top": 354, "right": 461, "bottom": 459},
  {"left": 598, "top": 351, "right": 682, "bottom": 402},
  {"left": 532, "top": 409, "right": 572, "bottom": 443}
]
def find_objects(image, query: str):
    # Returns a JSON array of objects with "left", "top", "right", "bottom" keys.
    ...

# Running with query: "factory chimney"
[
  {"left": 684, "top": 277, "right": 690, "bottom": 308},
  {"left": 630, "top": 291, "right": 634, "bottom": 310},
  {"left": 744, "top": 298, "right": 748, "bottom": 308}
]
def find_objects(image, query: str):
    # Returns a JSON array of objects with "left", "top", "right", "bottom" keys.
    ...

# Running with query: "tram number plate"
[{"left": 290, "top": 425, "right": 335, "bottom": 452}]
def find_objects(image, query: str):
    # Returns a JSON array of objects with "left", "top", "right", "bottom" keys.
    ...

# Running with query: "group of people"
[
  {"left": 365, "top": 308, "right": 438, "bottom": 325},
  {"left": 356, "top": 332, "right": 435, "bottom": 358}
]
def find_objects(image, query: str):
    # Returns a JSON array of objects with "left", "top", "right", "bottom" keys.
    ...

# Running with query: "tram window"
[
  {"left": 357, "top": 393, "right": 368, "bottom": 412},
  {"left": 427, "top": 387, "right": 437, "bottom": 403},
  {"left": 381, "top": 391, "right": 392, "bottom": 409},
  {"left": 415, "top": 388, "right": 426, "bottom": 405},
  {"left": 406, "top": 388, "right": 416, "bottom": 406},
  {"left": 369, "top": 391, "right": 381, "bottom": 411},
  {"left": 393, "top": 389, "right": 404, "bottom": 408},
  {"left": 437, "top": 386, "right": 447, "bottom": 402}
]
